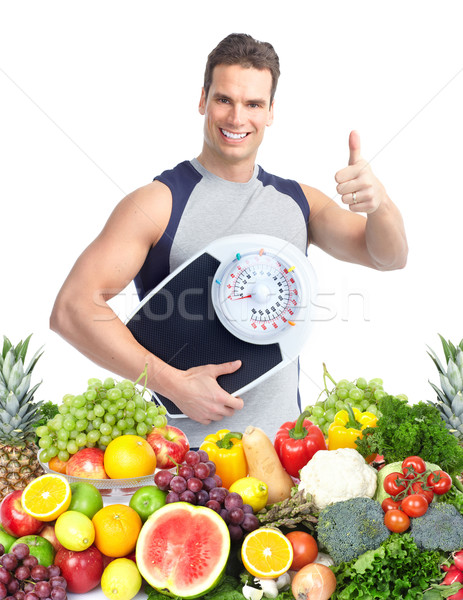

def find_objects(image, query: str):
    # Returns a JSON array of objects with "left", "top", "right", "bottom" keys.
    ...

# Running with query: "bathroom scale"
[{"left": 125, "top": 234, "right": 317, "bottom": 418}]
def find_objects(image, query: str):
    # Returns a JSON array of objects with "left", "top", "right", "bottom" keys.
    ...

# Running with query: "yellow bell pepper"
[
  {"left": 328, "top": 405, "right": 378, "bottom": 451},
  {"left": 199, "top": 429, "right": 248, "bottom": 489}
]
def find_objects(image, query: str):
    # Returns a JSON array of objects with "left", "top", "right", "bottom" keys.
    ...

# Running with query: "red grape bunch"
[
  {"left": 0, "top": 542, "right": 68, "bottom": 600},
  {"left": 154, "top": 449, "right": 259, "bottom": 541}
]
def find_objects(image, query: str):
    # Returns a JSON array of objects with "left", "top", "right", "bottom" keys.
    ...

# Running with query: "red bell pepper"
[{"left": 274, "top": 410, "right": 327, "bottom": 479}]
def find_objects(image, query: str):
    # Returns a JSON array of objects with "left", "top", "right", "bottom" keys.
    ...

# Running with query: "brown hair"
[{"left": 203, "top": 33, "right": 280, "bottom": 105}]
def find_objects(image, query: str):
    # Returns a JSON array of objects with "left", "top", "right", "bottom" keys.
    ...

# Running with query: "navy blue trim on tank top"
[
  {"left": 133, "top": 161, "right": 202, "bottom": 300},
  {"left": 256, "top": 167, "right": 310, "bottom": 253}
]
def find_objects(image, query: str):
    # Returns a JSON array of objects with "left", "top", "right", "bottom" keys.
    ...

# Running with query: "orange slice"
[
  {"left": 241, "top": 527, "right": 294, "bottom": 578},
  {"left": 21, "top": 473, "right": 71, "bottom": 521}
]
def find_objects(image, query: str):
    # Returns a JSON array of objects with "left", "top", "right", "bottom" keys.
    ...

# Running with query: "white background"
[
  {"left": 1, "top": 1, "right": 462, "bottom": 421},
  {"left": 1, "top": 2, "right": 462, "bottom": 599}
]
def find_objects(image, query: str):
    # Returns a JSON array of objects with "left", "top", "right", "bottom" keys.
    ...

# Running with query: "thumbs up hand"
[{"left": 335, "top": 131, "right": 385, "bottom": 214}]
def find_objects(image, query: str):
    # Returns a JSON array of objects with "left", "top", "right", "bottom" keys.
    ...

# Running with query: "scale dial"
[{"left": 212, "top": 241, "right": 313, "bottom": 345}]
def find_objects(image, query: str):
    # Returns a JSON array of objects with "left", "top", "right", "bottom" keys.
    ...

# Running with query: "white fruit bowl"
[{"left": 39, "top": 460, "right": 156, "bottom": 496}]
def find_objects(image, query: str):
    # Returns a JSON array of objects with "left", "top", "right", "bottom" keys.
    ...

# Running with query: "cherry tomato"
[
  {"left": 401, "top": 456, "right": 426, "bottom": 479},
  {"left": 400, "top": 493, "right": 428, "bottom": 517},
  {"left": 381, "top": 497, "right": 402, "bottom": 513},
  {"left": 285, "top": 531, "right": 318, "bottom": 571},
  {"left": 383, "top": 472, "right": 407, "bottom": 496},
  {"left": 408, "top": 481, "right": 434, "bottom": 504},
  {"left": 384, "top": 509, "right": 410, "bottom": 533},
  {"left": 427, "top": 470, "right": 452, "bottom": 495}
]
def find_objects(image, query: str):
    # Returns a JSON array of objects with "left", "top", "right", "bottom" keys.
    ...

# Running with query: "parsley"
[{"left": 355, "top": 396, "right": 463, "bottom": 474}]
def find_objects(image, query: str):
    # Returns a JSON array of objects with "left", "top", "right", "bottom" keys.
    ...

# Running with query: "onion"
[{"left": 291, "top": 563, "right": 337, "bottom": 600}]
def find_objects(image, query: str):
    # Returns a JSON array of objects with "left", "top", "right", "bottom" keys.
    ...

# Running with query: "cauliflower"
[{"left": 298, "top": 447, "right": 377, "bottom": 510}]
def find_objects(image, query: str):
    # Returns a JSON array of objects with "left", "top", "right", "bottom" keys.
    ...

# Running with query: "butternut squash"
[{"left": 242, "top": 425, "right": 294, "bottom": 504}]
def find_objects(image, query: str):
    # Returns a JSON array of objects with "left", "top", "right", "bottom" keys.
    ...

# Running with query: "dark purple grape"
[
  {"left": 49, "top": 577, "right": 66, "bottom": 590},
  {"left": 202, "top": 477, "right": 216, "bottom": 492},
  {"left": 205, "top": 500, "right": 221, "bottom": 513},
  {"left": 224, "top": 492, "right": 243, "bottom": 510},
  {"left": 30, "top": 565, "right": 49, "bottom": 582},
  {"left": 11, "top": 545, "right": 29, "bottom": 561},
  {"left": 219, "top": 509, "right": 230, "bottom": 524},
  {"left": 197, "top": 449, "right": 209, "bottom": 462},
  {"left": 154, "top": 470, "right": 174, "bottom": 491},
  {"left": 228, "top": 524, "right": 243, "bottom": 542},
  {"left": 193, "top": 462, "right": 210, "bottom": 480},
  {"left": 204, "top": 461, "right": 216, "bottom": 477},
  {"left": 242, "top": 503, "right": 254, "bottom": 514},
  {"left": 165, "top": 491, "right": 180, "bottom": 504},
  {"left": 21, "top": 556, "right": 38, "bottom": 569},
  {"left": 170, "top": 476, "right": 187, "bottom": 494},
  {"left": 22, "top": 584, "right": 34, "bottom": 594},
  {"left": 33, "top": 581, "right": 51, "bottom": 599},
  {"left": 187, "top": 477, "right": 203, "bottom": 493},
  {"left": 47, "top": 567, "right": 61, "bottom": 579},
  {"left": 179, "top": 490, "right": 196, "bottom": 504},
  {"left": 7, "top": 579, "right": 19, "bottom": 594},
  {"left": 0, "top": 568, "right": 11, "bottom": 585},
  {"left": 1, "top": 555, "right": 18, "bottom": 571},
  {"left": 213, "top": 474, "right": 222, "bottom": 487},
  {"left": 0, "top": 582, "right": 7, "bottom": 600},
  {"left": 178, "top": 465, "right": 194, "bottom": 480},
  {"left": 14, "top": 566, "right": 30, "bottom": 581},
  {"left": 25, "top": 592, "right": 39, "bottom": 600},
  {"left": 14, "top": 591, "right": 25, "bottom": 600},
  {"left": 195, "top": 490, "right": 209, "bottom": 506},
  {"left": 0, "top": 544, "right": 4, "bottom": 555},
  {"left": 241, "top": 513, "right": 260, "bottom": 532},
  {"left": 184, "top": 451, "right": 200, "bottom": 466},
  {"left": 228, "top": 507, "right": 244, "bottom": 525},
  {"left": 50, "top": 587, "right": 66, "bottom": 600},
  {"left": 209, "top": 487, "right": 227, "bottom": 504}
]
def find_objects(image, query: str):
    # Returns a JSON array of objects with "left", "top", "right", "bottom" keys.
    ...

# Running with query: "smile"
[{"left": 220, "top": 129, "right": 248, "bottom": 140}]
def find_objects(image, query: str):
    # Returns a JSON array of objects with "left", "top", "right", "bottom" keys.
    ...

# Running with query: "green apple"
[
  {"left": 129, "top": 485, "right": 167, "bottom": 522},
  {"left": 11, "top": 534, "right": 55, "bottom": 566},
  {"left": 0, "top": 525, "right": 17, "bottom": 552},
  {"left": 68, "top": 482, "right": 104, "bottom": 519}
]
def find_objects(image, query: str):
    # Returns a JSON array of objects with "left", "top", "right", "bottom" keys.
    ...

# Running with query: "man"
[{"left": 50, "top": 33, "right": 407, "bottom": 447}]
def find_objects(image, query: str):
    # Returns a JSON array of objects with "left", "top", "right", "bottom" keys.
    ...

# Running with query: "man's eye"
[{"left": 218, "top": 98, "right": 230, "bottom": 104}]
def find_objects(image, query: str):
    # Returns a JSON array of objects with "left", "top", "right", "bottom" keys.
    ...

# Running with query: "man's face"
[{"left": 199, "top": 64, "right": 274, "bottom": 168}]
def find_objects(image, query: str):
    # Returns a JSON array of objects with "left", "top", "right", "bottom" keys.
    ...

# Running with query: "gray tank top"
[{"left": 134, "top": 158, "right": 310, "bottom": 447}]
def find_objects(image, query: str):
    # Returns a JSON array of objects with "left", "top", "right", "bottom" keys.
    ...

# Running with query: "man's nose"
[{"left": 229, "top": 103, "right": 244, "bottom": 127}]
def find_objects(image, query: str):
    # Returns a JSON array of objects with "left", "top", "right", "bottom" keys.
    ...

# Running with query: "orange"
[
  {"left": 92, "top": 504, "right": 142, "bottom": 557},
  {"left": 241, "top": 527, "right": 294, "bottom": 579},
  {"left": 21, "top": 473, "right": 72, "bottom": 521},
  {"left": 48, "top": 456, "right": 69, "bottom": 474},
  {"left": 103, "top": 435, "right": 156, "bottom": 479}
]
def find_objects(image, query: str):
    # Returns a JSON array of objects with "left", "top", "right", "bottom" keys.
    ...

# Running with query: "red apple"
[
  {"left": 146, "top": 425, "right": 190, "bottom": 468},
  {"left": 39, "top": 523, "right": 63, "bottom": 552},
  {"left": 0, "top": 490, "right": 43, "bottom": 537},
  {"left": 66, "top": 448, "right": 109, "bottom": 479},
  {"left": 54, "top": 545, "right": 104, "bottom": 593}
]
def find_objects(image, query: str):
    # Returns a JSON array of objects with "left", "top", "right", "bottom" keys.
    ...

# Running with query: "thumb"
[
  {"left": 348, "top": 130, "right": 361, "bottom": 165},
  {"left": 213, "top": 360, "right": 242, "bottom": 377}
]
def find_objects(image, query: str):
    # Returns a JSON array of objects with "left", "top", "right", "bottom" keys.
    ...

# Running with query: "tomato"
[
  {"left": 408, "top": 481, "right": 434, "bottom": 504},
  {"left": 400, "top": 494, "right": 428, "bottom": 517},
  {"left": 384, "top": 509, "right": 410, "bottom": 533},
  {"left": 401, "top": 456, "right": 426, "bottom": 479},
  {"left": 427, "top": 470, "right": 452, "bottom": 495},
  {"left": 381, "top": 497, "right": 401, "bottom": 513},
  {"left": 383, "top": 472, "right": 407, "bottom": 496},
  {"left": 285, "top": 531, "right": 318, "bottom": 571}
]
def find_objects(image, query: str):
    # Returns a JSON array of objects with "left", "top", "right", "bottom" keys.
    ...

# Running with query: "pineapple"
[
  {"left": 428, "top": 334, "right": 463, "bottom": 441},
  {"left": 0, "top": 335, "right": 45, "bottom": 499}
]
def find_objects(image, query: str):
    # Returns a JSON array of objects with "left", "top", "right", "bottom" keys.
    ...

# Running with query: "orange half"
[
  {"left": 241, "top": 527, "right": 294, "bottom": 578},
  {"left": 21, "top": 473, "right": 71, "bottom": 521}
]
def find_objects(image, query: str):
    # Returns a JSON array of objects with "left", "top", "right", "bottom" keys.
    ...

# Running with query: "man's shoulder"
[{"left": 154, "top": 159, "right": 202, "bottom": 185}]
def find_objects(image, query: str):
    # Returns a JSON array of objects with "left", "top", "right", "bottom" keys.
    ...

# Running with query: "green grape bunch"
[
  {"left": 304, "top": 363, "right": 407, "bottom": 436},
  {"left": 35, "top": 366, "right": 166, "bottom": 464}
]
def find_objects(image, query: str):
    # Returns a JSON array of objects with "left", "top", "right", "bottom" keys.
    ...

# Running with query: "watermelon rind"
[{"left": 136, "top": 502, "right": 231, "bottom": 599}]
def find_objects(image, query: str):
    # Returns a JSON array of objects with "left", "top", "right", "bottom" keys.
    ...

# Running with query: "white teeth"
[{"left": 221, "top": 129, "right": 247, "bottom": 139}]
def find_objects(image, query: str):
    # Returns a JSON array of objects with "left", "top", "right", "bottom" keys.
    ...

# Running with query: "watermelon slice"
[{"left": 136, "top": 502, "right": 230, "bottom": 598}]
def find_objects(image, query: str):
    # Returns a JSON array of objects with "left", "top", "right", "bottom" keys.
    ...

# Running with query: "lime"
[{"left": 101, "top": 557, "right": 142, "bottom": 600}]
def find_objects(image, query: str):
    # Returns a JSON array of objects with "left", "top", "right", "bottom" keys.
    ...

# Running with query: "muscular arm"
[{"left": 50, "top": 181, "right": 243, "bottom": 424}]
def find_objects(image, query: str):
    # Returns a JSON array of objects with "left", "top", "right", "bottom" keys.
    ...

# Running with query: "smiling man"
[{"left": 50, "top": 33, "right": 408, "bottom": 447}]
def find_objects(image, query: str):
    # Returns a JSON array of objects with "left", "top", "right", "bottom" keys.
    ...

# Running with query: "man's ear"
[
  {"left": 266, "top": 100, "right": 275, "bottom": 127},
  {"left": 198, "top": 88, "right": 206, "bottom": 115}
]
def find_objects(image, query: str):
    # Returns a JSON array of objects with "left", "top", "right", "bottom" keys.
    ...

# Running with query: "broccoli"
[
  {"left": 316, "top": 496, "right": 390, "bottom": 565},
  {"left": 410, "top": 502, "right": 463, "bottom": 552}
]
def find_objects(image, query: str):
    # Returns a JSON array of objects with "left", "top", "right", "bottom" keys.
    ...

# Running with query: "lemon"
[
  {"left": 101, "top": 558, "right": 142, "bottom": 600},
  {"left": 229, "top": 476, "right": 269, "bottom": 512},
  {"left": 55, "top": 510, "right": 95, "bottom": 551}
]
